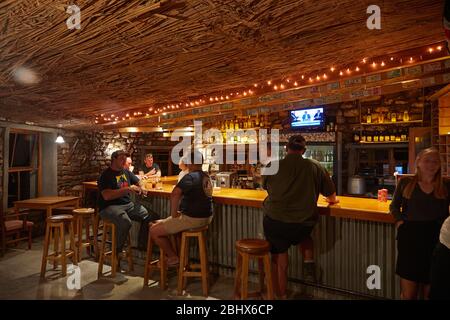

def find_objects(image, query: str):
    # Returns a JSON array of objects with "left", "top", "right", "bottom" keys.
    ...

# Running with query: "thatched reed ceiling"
[{"left": 0, "top": 0, "right": 445, "bottom": 129}]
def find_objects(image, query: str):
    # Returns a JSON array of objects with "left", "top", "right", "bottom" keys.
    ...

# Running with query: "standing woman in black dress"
[{"left": 390, "top": 147, "right": 450, "bottom": 299}]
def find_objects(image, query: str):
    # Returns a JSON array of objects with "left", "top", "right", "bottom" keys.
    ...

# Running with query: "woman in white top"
[
  {"left": 430, "top": 215, "right": 450, "bottom": 299},
  {"left": 177, "top": 157, "right": 189, "bottom": 182}
]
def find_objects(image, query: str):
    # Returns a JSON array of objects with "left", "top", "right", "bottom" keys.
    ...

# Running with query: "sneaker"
[{"left": 302, "top": 262, "right": 317, "bottom": 283}]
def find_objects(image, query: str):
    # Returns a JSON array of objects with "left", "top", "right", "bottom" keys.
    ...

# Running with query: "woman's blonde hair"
[{"left": 403, "top": 147, "right": 447, "bottom": 199}]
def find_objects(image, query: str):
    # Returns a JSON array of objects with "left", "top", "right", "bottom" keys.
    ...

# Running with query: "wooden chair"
[{"left": 1, "top": 207, "right": 34, "bottom": 256}]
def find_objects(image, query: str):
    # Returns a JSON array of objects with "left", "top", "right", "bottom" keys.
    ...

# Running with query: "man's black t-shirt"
[
  {"left": 177, "top": 171, "right": 213, "bottom": 218},
  {"left": 98, "top": 167, "right": 139, "bottom": 211}
]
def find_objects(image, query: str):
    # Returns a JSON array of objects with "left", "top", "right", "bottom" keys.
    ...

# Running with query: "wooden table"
[{"left": 14, "top": 196, "right": 80, "bottom": 218}]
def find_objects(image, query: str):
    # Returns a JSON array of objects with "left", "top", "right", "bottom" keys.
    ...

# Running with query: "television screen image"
[{"left": 290, "top": 107, "right": 324, "bottom": 128}]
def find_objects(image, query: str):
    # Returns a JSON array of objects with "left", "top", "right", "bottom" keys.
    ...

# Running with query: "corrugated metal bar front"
[{"left": 131, "top": 195, "right": 400, "bottom": 299}]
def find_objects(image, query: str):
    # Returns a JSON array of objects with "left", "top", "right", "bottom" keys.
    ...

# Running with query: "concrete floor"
[{"left": 0, "top": 238, "right": 358, "bottom": 300}]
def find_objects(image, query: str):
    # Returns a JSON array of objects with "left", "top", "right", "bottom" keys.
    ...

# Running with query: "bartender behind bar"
[{"left": 139, "top": 153, "right": 161, "bottom": 178}]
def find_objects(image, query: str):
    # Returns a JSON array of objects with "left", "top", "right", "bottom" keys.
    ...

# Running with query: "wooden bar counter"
[
  {"left": 144, "top": 184, "right": 394, "bottom": 224},
  {"left": 84, "top": 179, "right": 398, "bottom": 299}
]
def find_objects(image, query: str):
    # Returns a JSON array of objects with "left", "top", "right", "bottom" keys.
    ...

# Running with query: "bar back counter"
[{"left": 131, "top": 183, "right": 398, "bottom": 299}]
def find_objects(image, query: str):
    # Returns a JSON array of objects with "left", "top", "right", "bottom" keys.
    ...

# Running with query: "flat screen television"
[{"left": 290, "top": 107, "right": 324, "bottom": 130}]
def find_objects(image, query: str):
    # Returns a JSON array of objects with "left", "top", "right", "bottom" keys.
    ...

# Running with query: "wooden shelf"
[
  {"left": 360, "top": 120, "right": 422, "bottom": 126},
  {"left": 359, "top": 140, "right": 409, "bottom": 144}
]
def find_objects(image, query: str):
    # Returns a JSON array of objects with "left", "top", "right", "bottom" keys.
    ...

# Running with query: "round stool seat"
[
  {"left": 186, "top": 225, "right": 209, "bottom": 233},
  {"left": 47, "top": 214, "right": 74, "bottom": 223},
  {"left": 73, "top": 208, "right": 95, "bottom": 215},
  {"left": 236, "top": 239, "right": 270, "bottom": 254}
]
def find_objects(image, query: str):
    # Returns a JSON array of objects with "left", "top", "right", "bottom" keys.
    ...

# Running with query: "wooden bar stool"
[
  {"left": 234, "top": 239, "right": 274, "bottom": 300},
  {"left": 177, "top": 225, "right": 209, "bottom": 297},
  {"left": 97, "top": 220, "right": 133, "bottom": 278},
  {"left": 143, "top": 231, "right": 180, "bottom": 289},
  {"left": 40, "top": 214, "right": 77, "bottom": 278},
  {"left": 73, "top": 208, "right": 95, "bottom": 261}
]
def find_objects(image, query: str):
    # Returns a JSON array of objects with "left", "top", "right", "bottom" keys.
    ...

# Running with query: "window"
[{"left": 7, "top": 131, "right": 41, "bottom": 207}]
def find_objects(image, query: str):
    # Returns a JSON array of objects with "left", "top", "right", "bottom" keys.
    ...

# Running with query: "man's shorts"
[
  {"left": 263, "top": 215, "right": 314, "bottom": 254},
  {"left": 161, "top": 214, "right": 212, "bottom": 235}
]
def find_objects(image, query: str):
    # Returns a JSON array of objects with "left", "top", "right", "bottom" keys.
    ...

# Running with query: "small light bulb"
[
  {"left": 390, "top": 57, "right": 394, "bottom": 61},
  {"left": 437, "top": 46, "right": 442, "bottom": 51},
  {"left": 381, "top": 61, "right": 385, "bottom": 67},
  {"left": 330, "top": 67, "right": 335, "bottom": 72},
  {"left": 355, "top": 66, "right": 360, "bottom": 72},
  {"left": 280, "top": 84, "right": 285, "bottom": 89},
  {"left": 294, "top": 81, "right": 298, "bottom": 86},
  {"left": 372, "top": 62, "right": 376, "bottom": 68},
  {"left": 301, "top": 75, "right": 305, "bottom": 79},
  {"left": 267, "top": 80, "right": 272, "bottom": 85},
  {"left": 323, "top": 73, "right": 327, "bottom": 79},
  {"left": 274, "top": 85, "right": 278, "bottom": 90},
  {"left": 428, "top": 48, "right": 433, "bottom": 53},
  {"left": 316, "top": 75, "right": 320, "bottom": 80},
  {"left": 339, "top": 71, "right": 343, "bottom": 76},
  {"left": 254, "top": 83, "right": 258, "bottom": 87}
]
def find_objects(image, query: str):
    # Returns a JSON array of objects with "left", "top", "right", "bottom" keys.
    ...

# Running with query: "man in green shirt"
[{"left": 262, "top": 134, "right": 338, "bottom": 299}]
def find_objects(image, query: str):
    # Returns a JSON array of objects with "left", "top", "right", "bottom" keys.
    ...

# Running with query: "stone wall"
[{"left": 57, "top": 130, "right": 178, "bottom": 195}]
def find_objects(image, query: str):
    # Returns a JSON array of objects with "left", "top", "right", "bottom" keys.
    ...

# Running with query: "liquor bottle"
[
  {"left": 361, "top": 131, "right": 366, "bottom": 142},
  {"left": 255, "top": 114, "right": 260, "bottom": 127},
  {"left": 234, "top": 117, "right": 239, "bottom": 130},
  {"left": 367, "top": 108, "right": 372, "bottom": 124},
  {"left": 373, "top": 131, "right": 379, "bottom": 142},
  {"left": 367, "top": 132, "right": 373, "bottom": 142},
  {"left": 379, "top": 112, "right": 385, "bottom": 123},
  {"left": 387, "top": 111, "right": 391, "bottom": 123},
  {"left": 391, "top": 112, "right": 397, "bottom": 122},
  {"left": 395, "top": 129, "right": 401, "bottom": 142},
  {"left": 403, "top": 110, "right": 410, "bottom": 122},
  {"left": 384, "top": 133, "right": 390, "bottom": 142},
  {"left": 353, "top": 130, "right": 360, "bottom": 142},
  {"left": 379, "top": 133, "right": 384, "bottom": 142},
  {"left": 401, "top": 129, "right": 408, "bottom": 141},
  {"left": 390, "top": 130, "right": 396, "bottom": 142}
]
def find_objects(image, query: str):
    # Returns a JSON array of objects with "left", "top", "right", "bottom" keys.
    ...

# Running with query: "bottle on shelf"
[
  {"left": 373, "top": 131, "right": 379, "bottom": 142},
  {"left": 367, "top": 108, "right": 372, "bottom": 124},
  {"left": 395, "top": 129, "right": 401, "bottom": 142},
  {"left": 361, "top": 131, "right": 367, "bottom": 142},
  {"left": 379, "top": 132, "right": 385, "bottom": 142},
  {"left": 379, "top": 111, "right": 385, "bottom": 124},
  {"left": 384, "top": 133, "right": 390, "bottom": 142},
  {"left": 234, "top": 117, "right": 239, "bottom": 130},
  {"left": 391, "top": 112, "right": 397, "bottom": 123},
  {"left": 401, "top": 129, "right": 408, "bottom": 141},
  {"left": 403, "top": 110, "right": 410, "bottom": 122},
  {"left": 390, "top": 130, "right": 396, "bottom": 142},
  {"left": 255, "top": 113, "right": 260, "bottom": 127},
  {"left": 353, "top": 130, "right": 360, "bottom": 142},
  {"left": 367, "top": 131, "right": 373, "bottom": 142}
]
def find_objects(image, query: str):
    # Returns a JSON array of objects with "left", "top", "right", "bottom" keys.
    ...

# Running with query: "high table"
[{"left": 14, "top": 196, "right": 80, "bottom": 218}]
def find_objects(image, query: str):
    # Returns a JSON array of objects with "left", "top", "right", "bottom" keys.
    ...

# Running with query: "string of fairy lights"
[{"left": 95, "top": 43, "right": 446, "bottom": 125}]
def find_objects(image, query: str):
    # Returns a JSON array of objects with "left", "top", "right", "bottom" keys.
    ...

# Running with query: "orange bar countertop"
[
  {"left": 83, "top": 180, "right": 394, "bottom": 224},
  {"left": 143, "top": 184, "right": 394, "bottom": 224}
]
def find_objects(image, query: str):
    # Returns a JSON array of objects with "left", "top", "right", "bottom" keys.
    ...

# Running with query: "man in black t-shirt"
[
  {"left": 98, "top": 150, "right": 154, "bottom": 254},
  {"left": 150, "top": 149, "right": 213, "bottom": 266}
]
